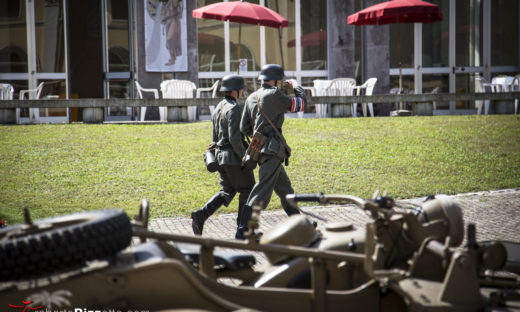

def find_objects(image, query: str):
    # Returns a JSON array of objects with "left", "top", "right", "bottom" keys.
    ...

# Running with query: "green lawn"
[{"left": 1, "top": 115, "right": 519, "bottom": 224}]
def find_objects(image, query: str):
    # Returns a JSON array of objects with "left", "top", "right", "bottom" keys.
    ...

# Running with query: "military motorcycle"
[{"left": 0, "top": 193, "right": 519, "bottom": 311}]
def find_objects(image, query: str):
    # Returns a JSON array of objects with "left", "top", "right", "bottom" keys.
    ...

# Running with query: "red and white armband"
[{"left": 290, "top": 97, "right": 305, "bottom": 113}]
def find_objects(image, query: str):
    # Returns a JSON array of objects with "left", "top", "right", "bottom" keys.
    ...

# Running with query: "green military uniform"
[
  {"left": 240, "top": 83, "right": 307, "bottom": 216},
  {"left": 213, "top": 96, "right": 255, "bottom": 208},
  {"left": 191, "top": 93, "right": 255, "bottom": 236}
]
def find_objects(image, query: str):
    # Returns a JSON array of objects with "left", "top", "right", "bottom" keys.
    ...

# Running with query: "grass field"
[{"left": 1, "top": 115, "right": 519, "bottom": 224}]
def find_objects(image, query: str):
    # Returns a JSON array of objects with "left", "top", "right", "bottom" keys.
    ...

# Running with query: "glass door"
[
  {"left": 446, "top": 0, "right": 484, "bottom": 114},
  {"left": 102, "top": 0, "right": 135, "bottom": 121},
  {"left": 0, "top": 0, "right": 69, "bottom": 123}
]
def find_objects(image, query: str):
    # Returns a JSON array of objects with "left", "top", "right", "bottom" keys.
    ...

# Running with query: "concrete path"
[{"left": 150, "top": 188, "right": 520, "bottom": 243}]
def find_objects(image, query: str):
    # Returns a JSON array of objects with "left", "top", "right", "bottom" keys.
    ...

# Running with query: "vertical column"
[
  {"left": 26, "top": 0, "right": 37, "bottom": 93},
  {"left": 327, "top": 0, "right": 356, "bottom": 79},
  {"left": 63, "top": 0, "right": 70, "bottom": 99},
  {"left": 362, "top": 0, "right": 390, "bottom": 115},
  {"left": 225, "top": 20, "right": 230, "bottom": 73},
  {"left": 101, "top": 0, "right": 109, "bottom": 99},
  {"left": 295, "top": 0, "right": 302, "bottom": 83},
  {"left": 26, "top": 0, "right": 39, "bottom": 122},
  {"left": 414, "top": 23, "right": 422, "bottom": 95},
  {"left": 260, "top": 0, "right": 266, "bottom": 67},
  {"left": 482, "top": 0, "right": 491, "bottom": 81},
  {"left": 128, "top": 0, "right": 135, "bottom": 99},
  {"left": 449, "top": 0, "right": 456, "bottom": 114}
]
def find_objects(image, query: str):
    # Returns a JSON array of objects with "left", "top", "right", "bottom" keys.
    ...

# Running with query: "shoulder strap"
[
  {"left": 219, "top": 101, "right": 228, "bottom": 126},
  {"left": 255, "top": 93, "right": 291, "bottom": 155}
]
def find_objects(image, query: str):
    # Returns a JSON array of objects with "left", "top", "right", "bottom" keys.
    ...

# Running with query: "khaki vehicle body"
[{"left": 1, "top": 194, "right": 519, "bottom": 311}]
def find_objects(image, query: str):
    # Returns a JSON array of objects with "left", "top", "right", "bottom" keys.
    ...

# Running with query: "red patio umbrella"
[
  {"left": 347, "top": 0, "right": 442, "bottom": 94},
  {"left": 193, "top": 1, "right": 288, "bottom": 73}
]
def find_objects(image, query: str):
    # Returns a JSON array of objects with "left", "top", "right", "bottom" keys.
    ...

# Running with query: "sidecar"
[{"left": 0, "top": 195, "right": 519, "bottom": 312}]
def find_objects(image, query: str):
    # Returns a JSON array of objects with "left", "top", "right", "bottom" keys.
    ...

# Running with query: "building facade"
[{"left": 1, "top": 0, "right": 518, "bottom": 121}]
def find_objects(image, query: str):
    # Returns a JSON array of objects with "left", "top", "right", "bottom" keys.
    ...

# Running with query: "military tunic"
[
  {"left": 240, "top": 84, "right": 307, "bottom": 214},
  {"left": 212, "top": 96, "right": 255, "bottom": 207}
]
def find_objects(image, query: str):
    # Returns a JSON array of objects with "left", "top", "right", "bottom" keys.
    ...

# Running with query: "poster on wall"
[{"left": 144, "top": 0, "right": 188, "bottom": 72}]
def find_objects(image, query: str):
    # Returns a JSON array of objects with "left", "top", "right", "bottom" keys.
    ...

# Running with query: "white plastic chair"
[
  {"left": 430, "top": 86, "right": 441, "bottom": 110},
  {"left": 0, "top": 83, "right": 14, "bottom": 100},
  {"left": 135, "top": 81, "right": 162, "bottom": 122},
  {"left": 301, "top": 86, "right": 316, "bottom": 118},
  {"left": 19, "top": 82, "right": 45, "bottom": 123},
  {"left": 353, "top": 78, "right": 377, "bottom": 117},
  {"left": 491, "top": 76, "right": 514, "bottom": 92},
  {"left": 160, "top": 79, "right": 197, "bottom": 121},
  {"left": 324, "top": 78, "right": 356, "bottom": 116},
  {"left": 475, "top": 77, "right": 495, "bottom": 115},
  {"left": 312, "top": 80, "right": 332, "bottom": 118},
  {"left": 326, "top": 78, "right": 356, "bottom": 96},
  {"left": 196, "top": 80, "right": 219, "bottom": 115},
  {"left": 511, "top": 75, "right": 520, "bottom": 114}
]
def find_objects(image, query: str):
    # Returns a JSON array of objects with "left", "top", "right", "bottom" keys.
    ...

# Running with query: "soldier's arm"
[
  {"left": 240, "top": 100, "right": 253, "bottom": 137},
  {"left": 272, "top": 81, "right": 307, "bottom": 115},
  {"left": 288, "top": 79, "right": 307, "bottom": 113},
  {"left": 228, "top": 107, "right": 247, "bottom": 158}
]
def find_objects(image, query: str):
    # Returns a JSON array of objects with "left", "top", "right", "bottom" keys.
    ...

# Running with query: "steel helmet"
[
  {"left": 258, "top": 64, "right": 284, "bottom": 81},
  {"left": 220, "top": 75, "right": 245, "bottom": 91}
]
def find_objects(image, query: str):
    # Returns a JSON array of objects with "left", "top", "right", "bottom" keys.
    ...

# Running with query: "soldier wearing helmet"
[
  {"left": 191, "top": 75, "right": 255, "bottom": 236},
  {"left": 237, "top": 64, "right": 306, "bottom": 239}
]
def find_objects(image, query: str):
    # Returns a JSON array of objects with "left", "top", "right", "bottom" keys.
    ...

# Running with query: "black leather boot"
[
  {"left": 235, "top": 204, "right": 252, "bottom": 239},
  {"left": 191, "top": 194, "right": 226, "bottom": 235},
  {"left": 281, "top": 195, "right": 300, "bottom": 216}
]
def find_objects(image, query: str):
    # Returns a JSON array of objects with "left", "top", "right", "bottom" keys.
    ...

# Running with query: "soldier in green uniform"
[
  {"left": 191, "top": 75, "right": 255, "bottom": 237},
  {"left": 237, "top": 64, "right": 306, "bottom": 239}
]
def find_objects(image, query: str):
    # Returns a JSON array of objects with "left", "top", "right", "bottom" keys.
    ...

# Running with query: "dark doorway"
[{"left": 68, "top": 1, "right": 103, "bottom": 100}]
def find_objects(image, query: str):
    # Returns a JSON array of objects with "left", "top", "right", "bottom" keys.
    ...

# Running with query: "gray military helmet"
[
  {"left": 258, "top": 64, "right": 284, "bottom": 81},
  {"left": 220, "top": 75, "right": 245, "bottom": 91}
]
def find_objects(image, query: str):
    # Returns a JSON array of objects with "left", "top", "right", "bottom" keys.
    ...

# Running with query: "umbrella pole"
[
  {"left": 237, "top": 23, "right": 242, "bottom": 74},
  {"left": 397, "top": 18, "right": 403, "bottom": 110}
]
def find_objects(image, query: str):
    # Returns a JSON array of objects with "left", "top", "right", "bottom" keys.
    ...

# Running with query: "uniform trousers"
[
  {"left": 245, "top": 155, "right": 299, "bottom": 216},
  {"left": 217, "top": 164, "right": 255, "bottom": 222}
]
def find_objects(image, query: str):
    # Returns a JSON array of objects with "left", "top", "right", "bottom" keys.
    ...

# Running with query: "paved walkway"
[{"left": 150, "top": 188, "right": 520, "bottom": 243}]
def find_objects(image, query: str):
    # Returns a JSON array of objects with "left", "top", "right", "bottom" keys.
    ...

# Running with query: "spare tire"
[{"left": 0, "top": 209, "right": 132, "bottom": 281}]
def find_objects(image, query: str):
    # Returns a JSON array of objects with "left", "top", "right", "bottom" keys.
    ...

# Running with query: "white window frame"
[
  {"left": 14, "top": 0, "right": 69, "bottom": 124},
  {"left": 389, "top": 0, "right": 519, "bottom": 114}
]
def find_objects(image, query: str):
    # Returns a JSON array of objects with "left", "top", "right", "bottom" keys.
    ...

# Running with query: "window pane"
[
  {"left": 38, "top": 79, "right": 67, "bottom": 117},
  {"left": 34, "top": 0, "right": 65, "bottom": 73},
  {"left": 456, "top": 0, "right": 482, "bottom": 67},
  {"left": 491, "top": 0, "right": 518, "bottom": 66},
  {"left": 300, "top": 0, "right": 327, "bottom": 70},
  {"left": 0, "top": 0, "right": 28, "bottom": 73},
  {"left": 233, "top": 23, "right": 261, "bottom": 72},
  {"left": 390, "top": 24, "right": 413, "bottom": 69},
  {"left": 196, "top": 0, "right": 225, "bottom": 72},
  {"left": 423, "top": 0, "right": 449, "bottom": 67},
  {"left": 455, "top": 73, "right": 476, "bottom": 109},
  {"left": 107, "top": 0, "right": 129, "bottom": 72},
  {"left": 423, "top": 74, "right": 449, "bottom": 109},
  {"left": 108, "top": 81, "right": 132, "bottom": 115},
  {"left": 265, "top": 0, "right": 294, "bottom": 70}
]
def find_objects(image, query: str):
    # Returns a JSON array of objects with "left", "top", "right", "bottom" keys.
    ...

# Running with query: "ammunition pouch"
[{"left": 243, "top": 131, "right": 267, "bottom": 169}]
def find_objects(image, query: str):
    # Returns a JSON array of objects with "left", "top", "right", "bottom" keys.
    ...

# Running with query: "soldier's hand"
[
  {"left": 285, "top": 79, "right": 299, "bottom": 88},
  {"left": 281, "top": 81, "right": 293, "bottom": 95}
]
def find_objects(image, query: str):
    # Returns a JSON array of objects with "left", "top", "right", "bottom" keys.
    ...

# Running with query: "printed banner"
[{"left": 144, "top": 0, "right": 188, "bottom": 72}]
